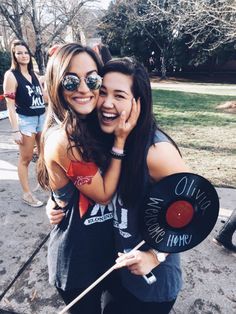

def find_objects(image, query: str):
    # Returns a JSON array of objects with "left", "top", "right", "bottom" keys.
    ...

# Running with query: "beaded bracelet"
[
  {"left": 112, "top": 146, "right": 124, "bottom": 154},
  {"left": 110, "top": 149, "right": 126, "bottom": 160}
]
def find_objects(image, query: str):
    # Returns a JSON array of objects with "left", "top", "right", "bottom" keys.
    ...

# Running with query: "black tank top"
[
  {"left": 12, "top": 69, "right": 45, "bottom": 116},
  {"left": 48, "top": 189, "right": 115, "bottom": 290}
]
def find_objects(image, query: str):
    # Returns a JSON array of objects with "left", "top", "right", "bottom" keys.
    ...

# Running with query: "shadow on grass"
[
  {"left": 154, "top": 111, "right": 235, "bottom": 127},
  {"left": 153, "top": 89, "right": 236, "bottom": 112},
  {"left": 179, "top": 143, "right": 236, "bottom": 155}
]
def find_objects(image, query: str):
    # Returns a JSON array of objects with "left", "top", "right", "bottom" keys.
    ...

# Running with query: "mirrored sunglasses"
[{"left": 62, "top": 74, "right": 102, "bottom": 91}]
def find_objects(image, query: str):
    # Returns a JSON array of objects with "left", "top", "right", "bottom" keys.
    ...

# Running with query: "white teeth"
[
  {"left": 75, "top": 98, "right": 90, "bottom": 102},
  {"left": 102, "top": 112, "right": 117, "bottom": 118}
]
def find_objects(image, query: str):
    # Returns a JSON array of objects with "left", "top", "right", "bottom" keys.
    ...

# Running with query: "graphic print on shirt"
[
  {"left": 84, "top": 203, "right": 113, "bottom": 225},
  {"left": 112, "top": 193, "right": 132, "bottom": 238},
  {"left": 26, "top": 85, "right": 44, "bottom": 109}
]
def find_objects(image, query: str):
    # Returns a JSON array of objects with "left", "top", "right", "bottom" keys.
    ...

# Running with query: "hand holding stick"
[{"left": 58, "top": 240, "right": 145, "bottom": 314}]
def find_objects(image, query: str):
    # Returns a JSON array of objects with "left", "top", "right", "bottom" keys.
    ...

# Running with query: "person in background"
[
  {"left": 3, "top": 39, "right": 45, "bottom": 207},
  {"left": 213, "top": 209, "right": 236, "bottom": 253},
  {"left": 37, "top": 43, "right": 139, "bottom": 314},
  {"left": 48, "top": 44, "right": 61, "bottom": 58},
  {"left": 93, "top": 43, "right": 112, "bottom": 64},
  {"left": 47, "top": 57, "right": 190, "bottom": 314},
  {"left": 39, "top": 44, "right": 61, "bottom": 104},
  {"left": 31, "top": 44, "right": 61, "bottom": 178}
]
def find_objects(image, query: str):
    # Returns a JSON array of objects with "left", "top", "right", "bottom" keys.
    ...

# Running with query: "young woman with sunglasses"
[{"left": 37, "top": 43, "right": 139, "bottom": 314}]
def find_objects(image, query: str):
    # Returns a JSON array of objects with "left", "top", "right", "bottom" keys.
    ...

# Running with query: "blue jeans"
[{"left": 18, "top": 113, "right": 45, "bottom": 136}]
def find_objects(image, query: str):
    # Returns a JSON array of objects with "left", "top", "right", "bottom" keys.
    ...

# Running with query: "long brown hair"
[
  {"left": 37, "top": 43, "right": 105, "bottom": 189},
  {"left": 10, "top": 39, "right": 34, "bottom": 73}
]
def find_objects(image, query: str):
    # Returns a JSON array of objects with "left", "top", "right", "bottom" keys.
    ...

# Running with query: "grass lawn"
[{"left": 152, "top": 90, "right": 236, "bottom": 188}]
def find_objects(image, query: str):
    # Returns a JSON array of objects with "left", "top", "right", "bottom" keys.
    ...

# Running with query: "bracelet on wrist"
[
  {"left": 12, "top": 130, "right": 20, "bottom": 133},
  {"left": 110, "top": 149, "right": 126, "bottom": 160},
  {"left": 112, "top": 146, "right": 124, "bottom": 154}
]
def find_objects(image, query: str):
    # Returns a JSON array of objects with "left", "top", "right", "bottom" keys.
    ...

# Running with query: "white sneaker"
[{"left": 22, "top": 192, "right": 44, "bottom": 207}]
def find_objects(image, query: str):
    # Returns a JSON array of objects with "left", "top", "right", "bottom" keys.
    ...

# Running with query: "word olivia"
[
  {"left": 175, "top": 176, "right": 211, "bottom": 213},
  {"left": 144, "top": 197, "right": 165, "bottom": 244}
]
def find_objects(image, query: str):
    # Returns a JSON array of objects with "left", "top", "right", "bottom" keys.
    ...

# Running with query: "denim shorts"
[{"left": 18, "top": 113, "right": 46, "bottom": 136}]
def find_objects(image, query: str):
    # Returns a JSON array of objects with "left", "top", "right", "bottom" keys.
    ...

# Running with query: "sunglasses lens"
[
  {"left": 62, "top": 75, "right": 80, "bottom": 91},
  {"left": 86, "top": 74, "right": 102, "bottom": 90}
]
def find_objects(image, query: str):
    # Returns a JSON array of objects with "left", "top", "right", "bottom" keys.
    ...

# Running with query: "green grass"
[{"left": 152, "top": 90, "right": 236, "bottom": 188}]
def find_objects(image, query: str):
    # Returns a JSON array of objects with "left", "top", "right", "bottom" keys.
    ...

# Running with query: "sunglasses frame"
[{"left": 61, "top": 73, "right": 102, "bottom": 91}]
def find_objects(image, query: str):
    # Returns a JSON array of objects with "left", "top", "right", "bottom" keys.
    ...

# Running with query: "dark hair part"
[
  {"left": 10, "top": 39, "right": 33, "bottom": 72},
  {"left": 37, "top": 43, "right": 104, "bottom": 189},
  {"left": 102, "top": 57, "right": 180, "bottom": 208}
]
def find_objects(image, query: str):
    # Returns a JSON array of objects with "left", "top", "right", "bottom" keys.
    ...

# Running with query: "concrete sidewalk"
[{"left": 0, "top": 117, "right": 235, "bottom": 314}]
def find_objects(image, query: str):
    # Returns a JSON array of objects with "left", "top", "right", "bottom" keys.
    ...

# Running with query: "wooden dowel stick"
[{"left": 58, "top": 240, "right": 145, "bottom": 314}]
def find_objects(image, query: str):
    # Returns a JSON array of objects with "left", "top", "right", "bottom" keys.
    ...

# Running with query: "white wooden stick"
[{"left": 58, "top": 240, "right": 145, "bottom": 314}]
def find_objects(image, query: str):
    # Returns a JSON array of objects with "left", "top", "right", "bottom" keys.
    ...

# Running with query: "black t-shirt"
[{"left": 12, "top": 69, "right": 45, "bottom": 116}]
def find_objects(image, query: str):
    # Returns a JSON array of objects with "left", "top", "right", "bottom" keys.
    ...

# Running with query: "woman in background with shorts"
[{"left": 3, "top": 39, "right": 46, "bottom": 207}]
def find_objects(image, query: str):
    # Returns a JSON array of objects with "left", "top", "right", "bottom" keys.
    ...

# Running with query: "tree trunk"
[
  {"left": 160, "top": 54, "right": 167, "bottom": 79},
  {"left": 34, "top": 45, "right": 45, "bottom": 74}
]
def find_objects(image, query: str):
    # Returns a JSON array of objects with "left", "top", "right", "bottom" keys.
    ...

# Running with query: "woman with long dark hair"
[
  {"left": 3, "top": 39, "right": 46, "bottom": 207},
  {"left": 37, "top": 44, "right": 139, "bottom": 314},
  {"left": 96, "top": 57, "right": 189, "bottom": 314}
]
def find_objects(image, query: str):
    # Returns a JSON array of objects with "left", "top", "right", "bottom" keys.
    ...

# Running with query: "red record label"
[{"left": 166, "top": 200, "right": 194, "bottom": 228}]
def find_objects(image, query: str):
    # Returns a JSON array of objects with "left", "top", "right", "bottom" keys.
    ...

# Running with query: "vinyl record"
[{"left": 142, "top": 172, "right": 219, "bottom": 253}]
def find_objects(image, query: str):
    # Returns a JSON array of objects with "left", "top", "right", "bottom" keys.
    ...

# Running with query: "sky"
[{"left": 99, "top": 0, "right": 111, "bottom": 9}]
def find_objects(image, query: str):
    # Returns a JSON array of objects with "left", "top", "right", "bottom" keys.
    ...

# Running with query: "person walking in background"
[
  {"left": 213, "top": 209, "right": 236, "bottom": 253},
  {"left": 39, "top": 44, "right": 61, "bottom": 104},
  {"left": 3, "top": 39, "right": 45, "bottom": 207},
  {"left": 93, "top": 43, "right": 112, "bottom": 64}
]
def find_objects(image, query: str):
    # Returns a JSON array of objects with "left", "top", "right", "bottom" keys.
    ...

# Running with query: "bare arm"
[
  {"left": 115, "top": 141, "right": 190, "bottom": 275},
  {"left": 3, "top": 71, "right": 23, "bottom": 144},
  {"left": 45, "top": 99, "right": 140, "bottom": 205},
  {"left": 3, "top": 71, "right": 18, "bottom": 130}
]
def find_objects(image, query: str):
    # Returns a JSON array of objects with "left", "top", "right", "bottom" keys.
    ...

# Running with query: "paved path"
[
  {"left": 151, "top": 81, "right": 236, "bottom": 96},
  {"left": 0, "top": 117, "right": 235, "bottom": 314}
]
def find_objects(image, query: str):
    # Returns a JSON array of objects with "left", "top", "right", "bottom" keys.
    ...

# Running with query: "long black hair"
[
  {"left": 101, "top": 57, "right": 180, "bottom": 208},
  {"left": 101, "top": 57, "right": 157, "bottom": 207}
]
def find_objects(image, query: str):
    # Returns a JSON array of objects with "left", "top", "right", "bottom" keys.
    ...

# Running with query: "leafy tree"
[
  {"left": 0, "top": 50, "right": 10, "bottom": 85},
  {"left": 99, "top": 0, "right": 236, "bottom": 76},
  {"left": 99, "top": 0, "right": 181, "bottom": 77},
  {"left": 0, "top": 0, "right": 98, "bottom": 73}
]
